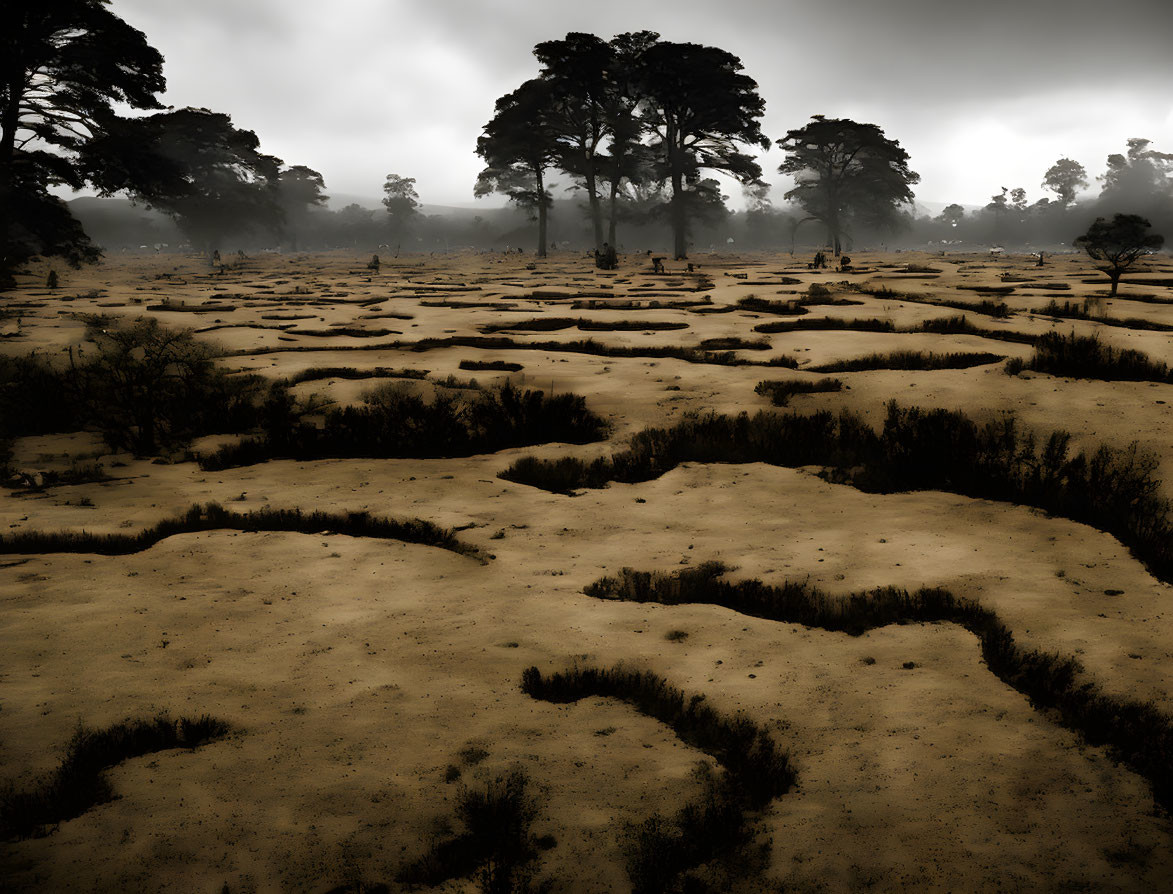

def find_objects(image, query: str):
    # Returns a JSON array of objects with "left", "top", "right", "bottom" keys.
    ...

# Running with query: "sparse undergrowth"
[
  {"left": 1035, "top": 300, "right": 1173, "bottom": 333},
  {"left": 522, "top": 664, "right": 792, "bottom": 892},
  {"left": 1007, "top": 332, "right": 1173, "bottom": 383},
  {"left": 809, "top": 350, "right": 1003, "bottom": 373},
  {"left": 0, "top": 502, "right": 484, "bottom": 561},
  {"left": 754, "top": 378, "right": 843, "bottom": 406},
  {"left": 0, "top": 715, "right": 230, "bottom": 840},
  {"left": 397, "top": 769, "right": 546, "bottom": 892},
  {"left": 582, "top": 563, "right": 1173, "bottom": 813},
  {"left": 500, "top": 402, "right": 1173, "bottom": 584},
  {"left": 198, "top": 381, "right": 608, "bottom": 470}
]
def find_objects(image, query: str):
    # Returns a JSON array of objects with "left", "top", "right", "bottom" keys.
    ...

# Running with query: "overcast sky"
[{"left": 105, "top": 0, "right": 1173, "bottom": 212}]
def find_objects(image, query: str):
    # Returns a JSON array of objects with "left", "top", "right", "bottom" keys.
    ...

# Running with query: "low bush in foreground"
[
  {"left": 0, "top": 502, "right": 483, "bottom": 561},
  {"left": 500, "top": 402, "right": 1173, "bottom": 584},
  {"left": 397, "top": 769, "right": 544, "bottom": 892},
  {"left": 0, "top": 715, "right": 229, "bottom": 840},
  {"left": 522, "top": 664, "right": 791, "bottom": 891},
  {"left": 582, "top": 563, "right": 1173, "bottom": 812}
]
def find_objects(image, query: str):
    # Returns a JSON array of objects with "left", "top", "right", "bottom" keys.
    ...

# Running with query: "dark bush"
[
  {"left": 1016, "top": 332, "right": 1172, "bottom": 383},
  {"left": 754, "top": 378, "right": 843, "bottom": 406},
  {"left": 199, "top": 382, "right": 609, "bottom": 470},
  {"left": 809, "top": 350, "right": 1003, "bottom": 373},
  {"left": 398, "top": 769, "right": 543, "bottom": 893},
  {"left": 1, "top": 715, "right": 229, "bottom": 840},
  {"left": 582, "top": 563, "right": 1173, "bottom": 812}
]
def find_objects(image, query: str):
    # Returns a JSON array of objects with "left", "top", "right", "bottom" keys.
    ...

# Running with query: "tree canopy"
[
  {"left": 778, "top": 116, "right": 919, "bottom": 256},
  {"left": 1, "top": 0, "right": 166, "bottom": 284},
  {"left": 382, "top": 173, "right": 421, "bottom": 250},
  {"left": 475, "top": 78, "right": 560, "bottom": 257},
  {"left": 1041, "top": 158, "right": 1088, "bottom": 206}
]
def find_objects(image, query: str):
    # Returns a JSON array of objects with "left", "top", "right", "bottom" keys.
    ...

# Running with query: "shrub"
[
  {"left": 397, "top": 769, "right": 543, "bottom": 892},
  {"left": 0, "top": 715, "right": 229, "bottom": 840},
  {"left": 1018, "top": 332, "right": 1172, "bottom": 383},
  {"left": 198, "top": 382, "right": 609, "bottom": 470},
  {"left": 582, "top": 563, "right": 1173, "bottom": 812},
  {"left": 754, "top": 378, "right": 843, "bottom": 406},
  {"left": 809, "top": 350, "right": 1003, "bottom": 372},
  {"left": 501, "top": 402, "right": 1173, "bottom": 584},
  {"left": 522, "top": 664, "right": 792, "bottom": 891}
]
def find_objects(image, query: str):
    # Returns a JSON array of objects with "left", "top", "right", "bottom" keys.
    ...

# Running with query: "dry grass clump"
[
  {"left": 1036, "top": 300, "right": 1173, "bottom": 332},
  {"left": 809, "top": 350, "right": 1003, "bottom": 372},
  {"left": 522, "top": 664, "right": 792, "bottom": 892},
  {"left": 397, "top": 769, "right": 546, "bottom": 892},
  {"left": 583, "top": 563, "right": 1173, "bottom": 812},
  {"left": 754, "top": 378, "right": 843, "bottom": 406},
  {"left": 285, "top": 366, "right": 428, "bottom": 385},
  {"left": 1, "top": 715, "right": 229, "bottom": 840},
  {"left": 1007, "top": 332, "right": 1173, "bottom": 383},
  {"left": 0, "top": 502, "right": 483, "bottom": 561},
  {"left": 501, "top": 402, "right": 1173, "bottom": 583},
  {"left": 199, "top": 382, "right": 608, "bottom": 470}
]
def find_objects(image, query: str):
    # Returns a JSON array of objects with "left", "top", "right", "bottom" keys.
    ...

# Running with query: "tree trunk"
[
  {"left": 1109, "top": 270, "right": 1120, "bottom": 297},
  {"left": 607, "top": 180, "right": 620, "bottom": 246},
  {"left": 585, "top": 168, "right": 603, "bottom": 253},
  {"left": 0, "top": 59, "right": 23, "bottom": 287},
  {"left": 671, "top": 169, "right": 686, "bottom": 260}
]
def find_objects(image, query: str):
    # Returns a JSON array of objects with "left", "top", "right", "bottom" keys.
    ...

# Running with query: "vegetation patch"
[
  {"left": 0, "top": 502, "right": 484, "bottom": 561},
  {"left": 754, "top": 378, "right": 843, "bottom": 406},
  {"left": 285, "top": 366, "right": 429, "bottom": 385},
  {"left": 582, "top": 563, "right": 1173, "bottom": 813},
  {"left": 199, "top": 381, "right": 608, "bottom": 470},
  {"left": 459, "top": 359, "right": 525, "bottom": 372},
  {"left": 522, "top": 664, "right": 792, "bottom": 892},
  {"left": 1034, "top": 300, "right": 1173, "bottom": 333},
  {"left": 809, "top": 350, "right": 1003, "bottom": 372},
  {"left": 397, "top": 769, "right": 545, "bottom": 891},
  {"left": 1007, "top": 332, "right": 1172, "bottom": 383},
  {"left": 1, "top": 715, "right": 229, "bottom": 840},
  {"left": 500, "top": 402, "right": 1173, "bottom": 584}
]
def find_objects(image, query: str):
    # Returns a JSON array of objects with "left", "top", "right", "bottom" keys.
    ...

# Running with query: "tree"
[
  {"left": 1041, "top": 158, "right": 1088, "bottom": 206},
  {"left": 1074, "top": 213, "right": 1164, "bottom": 296},
  {"left": 475, "top": 79, "right": 559, "bottom": 257},
  {"left": 532, "top": 32, "right": 613, "bottom": 252},
  {"left": 277, "top": 165, "right": 328, "bottom": 251},
  {"left": 1099, "top": 138, "right": 1172, "bottom": 206},
  {"left": 639, "top": 41, "right": 769, "bottom": 259},
  {"left": 778, "top": 116, "right": 919, "bottom": 256},
  {"left": 937, "top": 203, "right": 965, "bottom": 227},
  {"left": 1, "top": 0, "right": 165, "bottom": 286},
  {"left": 382, "top": 173, "right": 420, "bottom": 251},
  {"left": 90, "top": 108, "right": 284, "bottom": 254}
]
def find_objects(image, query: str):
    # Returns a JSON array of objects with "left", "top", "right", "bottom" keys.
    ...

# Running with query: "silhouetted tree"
[
  {"left": 1041, "top": 158, "right": 1088, "bottom": 207},
  {"left": 937, "top": 203, "right": 966, "bottom": 228},
  {"left": 639, "top": 41, "right": 769, "bottom": 259},
  {"left": 533, "top": 32, "right": 614, "bottom": 252},
  {"left": 778, "top": 116, "right": 919, "bottom": 256},
  {"left": 1, "top": 0, "right": 165, "bottom": 287},
  {"left": 1074, "top": 214, "right": 1164, "bottom": 296},
  {"left": 475, "top": 79, "right": 560, "bottom": 257},
  {"left": 382, "top": 173, "right": 420, "bottom": 251},
  {"left": 276, "top": 165, "right": 327, "bottom": 250},
  {"left": 91, "top": 108, "right": 283, "bottom": 254},
  {"left": 1099, "top": 139, "right": 1172, "bottom": 205}
]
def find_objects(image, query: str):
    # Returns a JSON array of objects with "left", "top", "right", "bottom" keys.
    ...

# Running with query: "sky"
[{"left": 102, "top": 0, "right": 1173, "bottom": 213}]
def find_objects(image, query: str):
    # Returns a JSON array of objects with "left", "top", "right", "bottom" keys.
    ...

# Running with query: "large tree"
[
  {"left": 777, "top": 116, "right": 918, "bottom": 256},
  {"left": 1, "top": 0, "right": 165, "bottom": 286},
  {"left": 1041, "top": 158, "right": 1088, "bottom": 207},
  {"left": 639, "top": 41, "right": 769, "bottom": 259},
  {"left": 475, "top": 79, "right": 560, "bottom": 257},
  {"left": 1074, "top": 213, "right": 1165, "bottom": 297},
  {"left": 90, "top": 108, "right": 284, "bottom": 254}
]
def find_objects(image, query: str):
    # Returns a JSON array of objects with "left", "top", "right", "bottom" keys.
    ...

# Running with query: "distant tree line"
[{"left": 2, "top": 6, "right": 1169, "bottom": 289}]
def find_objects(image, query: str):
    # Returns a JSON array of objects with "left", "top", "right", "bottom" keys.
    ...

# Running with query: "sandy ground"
[{"left": 2, "top": 247, "right": 1173, "bottom": 892}]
